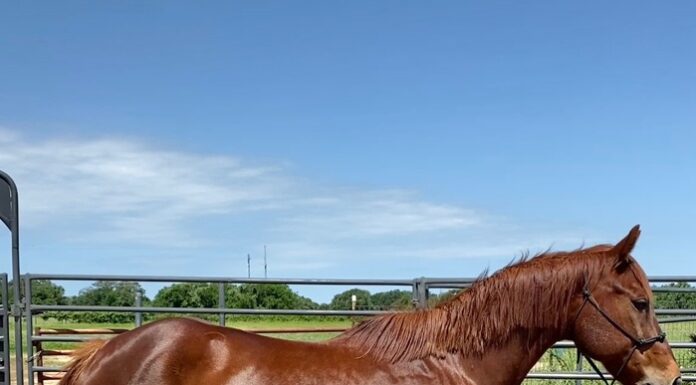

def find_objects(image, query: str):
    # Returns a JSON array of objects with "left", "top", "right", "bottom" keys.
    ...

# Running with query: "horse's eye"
[{"left": 632, "top": 298, "right": 649, "bottom": 312}]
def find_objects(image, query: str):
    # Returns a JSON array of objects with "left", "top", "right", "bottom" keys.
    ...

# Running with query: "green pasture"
[{"left": 7, "top": 316, "right": 355, "bottom": 351}]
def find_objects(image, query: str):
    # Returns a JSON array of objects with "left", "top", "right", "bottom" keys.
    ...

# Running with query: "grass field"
[{"left": 9, "top": 316, "right": 355, "bottom": 351}]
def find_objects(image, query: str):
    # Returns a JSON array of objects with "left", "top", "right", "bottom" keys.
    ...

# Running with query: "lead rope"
[
  {"left": 583, "top": 345, "right": 638, "bottom": 385},
  {"left": 583, "top": 353, "right": 611, "bottom": 385}
]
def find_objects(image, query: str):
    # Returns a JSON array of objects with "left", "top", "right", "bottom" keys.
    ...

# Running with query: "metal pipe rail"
[
  {"left": 26, "top": 273, "right": 696, "bottom": 286},
  {"left": 552, "top": 341, "right": 696, "bottom": 349},
  {"left": 27, "top": 367, "right": 696, "bottom": 382},
  {"left": 31, "top": 304, "right": 387, "bottom": 316},
  {"left": 29, "top": 304, "right": 696, "bottom": 317},
  {"left": 526, "top": 373, "right": 696, "bottom": 381},
  {"left": 26, "top": 273, "right": 418, "bottom": 286},
  {"left": 16, "top": 366, "right": 683, "bottom": 381},
  {"left": 31, "top": 334, "right": 696, "bottom": 350}
]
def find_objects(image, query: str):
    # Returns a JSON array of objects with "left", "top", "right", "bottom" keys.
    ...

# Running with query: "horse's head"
[{"left": 571, "top": 225, "right": 681, "bottom": 385}]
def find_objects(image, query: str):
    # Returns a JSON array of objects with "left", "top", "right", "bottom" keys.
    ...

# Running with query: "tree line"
[
  {"left": 13, "top": 280, "right": 417, "bottom": 323},
  {"left": 11, "top": 280, "right": 696, "bottom": 323}
]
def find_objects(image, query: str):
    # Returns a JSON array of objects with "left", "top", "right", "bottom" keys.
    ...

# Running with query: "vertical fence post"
[
  {"left": 412, "top": 278, "right": 429, "bottom": 309},
  {"left": 218, "top": 282, "right": 226, "bottom": 327},
  {"left": 24, "top": 275, "right": 34, "bottom": 385},
  {"left": 575, "top": 349, "right": 583, "bottom": 385},
  {"left": 411, "top": 279, "right": 419, "bottom": 308},
  {"left": 134, "top": 292, "right": 142, "bottom": 327},
  {"left": 0, "top": 274, "right": 9, "bottom": 385}
]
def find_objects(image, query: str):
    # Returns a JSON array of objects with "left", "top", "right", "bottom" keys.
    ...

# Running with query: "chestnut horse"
[{"left": 59, "top": 226, "right": 680, "bottom": 385}]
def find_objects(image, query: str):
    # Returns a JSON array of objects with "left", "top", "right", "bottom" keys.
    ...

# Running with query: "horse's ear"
[{"left": 612, "top": 225, "right": 641, "bottom": 266}]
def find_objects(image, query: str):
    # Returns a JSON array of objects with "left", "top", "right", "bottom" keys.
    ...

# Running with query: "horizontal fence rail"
[
  {"left": 27, "top": 305, "right": 696, "bottom": 319},
  {"left": 20, "top": 273, "right": 696, "bottom": 384},
  {"left": 31, "top": 304, "right": 389, "bottom": 316},
  {"left": 26, "top": 273, "right": 420, "bottom": 285}
]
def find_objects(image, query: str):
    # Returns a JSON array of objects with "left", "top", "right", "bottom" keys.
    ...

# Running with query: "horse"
[{"left": 58, "top": 225, "right": 681, "bottom": 385}]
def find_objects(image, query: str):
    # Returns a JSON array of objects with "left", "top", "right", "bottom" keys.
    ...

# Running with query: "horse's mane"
[{"left": 330, "top": 245, "right": 614, "bottom": 363}]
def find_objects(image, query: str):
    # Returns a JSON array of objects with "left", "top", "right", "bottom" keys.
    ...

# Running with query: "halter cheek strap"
[{"left": 576, "top": 281, "right": 666, "bottom": 385}]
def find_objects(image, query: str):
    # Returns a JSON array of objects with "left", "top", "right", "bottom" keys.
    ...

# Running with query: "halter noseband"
[{"left": 576, "top": 279, "right": 666, "bottom": 385}]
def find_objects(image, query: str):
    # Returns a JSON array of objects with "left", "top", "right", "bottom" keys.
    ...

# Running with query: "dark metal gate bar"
[
  {"left": 0, "top": 274, "right": 9, "bottom": 385},
  {"left": 1, "top": 171, "right": 23, "bottom": 385}
]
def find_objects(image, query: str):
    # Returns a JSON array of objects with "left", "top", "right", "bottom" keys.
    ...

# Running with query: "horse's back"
[
  {"left": 65, "top": 318, "right": 243, "bottom": 385},
  {"left": 64, "top": 317, "right": 433, "bottom": 385},
  {"left": 63, "top": 318, "right": 357, "bottom": 385}
]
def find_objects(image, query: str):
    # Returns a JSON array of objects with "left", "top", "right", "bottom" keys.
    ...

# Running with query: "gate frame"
[
  {"left": 1, "top": 171, "right": 23, "bottom": 385},
  {"left": 0, "top": 274, "right": 9, "bottom": 385}
]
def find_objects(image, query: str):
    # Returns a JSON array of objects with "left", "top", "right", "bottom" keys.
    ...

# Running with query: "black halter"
[{"left": 576, "top": 280, "right": 666, "bottom": 385}]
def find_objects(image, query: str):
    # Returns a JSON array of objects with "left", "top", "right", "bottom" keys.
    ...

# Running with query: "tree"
[
  {"left": 9, "top": 279, "right": 69, "bottom": 305},
  {"left": 70, "top": 281, "right": 147, "bottom": 323},
  {"left": 11, "top": 280, "right": 70, "bottom": 320},
  {"left": 296, "top": 295, "right": 320, "bottom": 310},
  {"left": 330, "top": 288, "right": 372, "bottom": 310},
  {"left": 7, "top": 279, "right": 68, "bottom": 305},
  {"left": 228, "top": 284, "right": 316, "bottom": 310},
  {"left": 32, "top": 280, "right": 69, "bottom": 305},
  {"left": 654, "top": 282, "right": 696, "bottom": 310},
  {"left": 153, "top": 283, "right": 218, "bottom": 308},
  {"left": 371, "top": 290, "right": 413, "bottom": 310},
  {"left": 428, "top": 289, "right": 461, "bottom": 307}
]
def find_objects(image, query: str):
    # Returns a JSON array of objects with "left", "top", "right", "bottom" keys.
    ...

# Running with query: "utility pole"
[
  {"left": 247, "top": 253, "right": 251, "bottom": 278},
  {"left": 264, "top": 245, "right": 268, "bottom": 279}
]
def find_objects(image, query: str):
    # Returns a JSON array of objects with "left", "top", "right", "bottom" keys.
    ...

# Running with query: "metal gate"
[
  {"left": 0, "top": 274, "right": 9, "bottom": 385},
  {"left": 1, "top": 171, "right": 22, "bottom": 385}
]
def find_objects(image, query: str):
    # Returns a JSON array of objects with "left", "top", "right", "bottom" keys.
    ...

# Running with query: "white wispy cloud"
[
  {"left": 278, "top": 190, "right": 480, "bottom": 239},
  {"left": 0, "top": 130, "right": 484, "bottom": 247},
  {"left": 0, "top": 128, "right": 586, "bottom": 276},
  {"left": 0, "top": 131, "right": 291, "bottom": 245}
]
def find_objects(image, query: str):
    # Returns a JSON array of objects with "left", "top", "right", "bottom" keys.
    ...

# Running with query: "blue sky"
[{"left": 1, "top": 2, "right": 695, "bottom": 302}]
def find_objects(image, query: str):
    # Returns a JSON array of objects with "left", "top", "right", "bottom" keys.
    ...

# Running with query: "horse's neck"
[
  {"left": 439, "top": 267, "right": 575, "bottom": 349},
  {"left": 386, "top": 318, "right": 563, "bottom": 385},
  {"left": 452, "top": 326, "right": 563, "bottom": 385},
  {"left": 430, "top": 266, "right": 577, "bottom": 385},
  {"left": 334, "top": 258, "right": 582, "bottom": 384}
]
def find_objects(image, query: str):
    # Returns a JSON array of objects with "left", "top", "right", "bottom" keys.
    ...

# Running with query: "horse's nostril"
[{"left": 672, "top": 378, "right": 682, "bottom": 385}]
